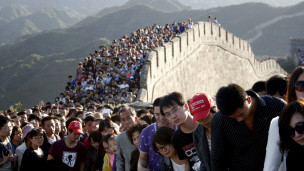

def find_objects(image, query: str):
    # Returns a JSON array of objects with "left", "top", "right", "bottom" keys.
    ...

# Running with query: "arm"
[
  {"left": 115, "top": 136, "right": 125, "bottom": 171},
  {"left": 0, "top": 152, "right": 12, "bottom": 167},
  {"left": 263, "top": 117, "right": 282, "bottom": 171},
  {"left": 137, "top": 152, "right": 150, "bottom": 171},
  {"left": 47, "top": 154, "right": 54, "bottom": 160}
]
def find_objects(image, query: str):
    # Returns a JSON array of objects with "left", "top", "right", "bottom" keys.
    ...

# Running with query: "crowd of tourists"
[{"left": 1, "top": 18, "right": 304, "bottom": 171}]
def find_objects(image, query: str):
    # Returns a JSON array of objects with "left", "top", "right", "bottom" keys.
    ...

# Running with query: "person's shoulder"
[
  {"left": 260, "top": 95, "right": 287, "bottom": 106},
  {"left": 116, "top": 131, "right": 126, "bottom": 140}
]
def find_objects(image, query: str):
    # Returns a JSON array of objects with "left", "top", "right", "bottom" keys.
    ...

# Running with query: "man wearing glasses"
[
  {"left": 138, "top": 97, "right": 177, "bottom": 171},
  {"left": 160, "top": 92, "right": 200, "bottom": 171}
]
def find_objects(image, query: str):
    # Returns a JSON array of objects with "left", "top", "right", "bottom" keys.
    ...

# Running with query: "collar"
[{"left": 246, "top": 90, "right": 266, "bottom": 108}]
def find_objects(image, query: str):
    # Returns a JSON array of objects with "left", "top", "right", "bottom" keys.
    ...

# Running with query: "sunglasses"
[
  {"left": 288, "top": 121, "right": 304, "bottom": 137},
  {"left": 295, "top": 81, "right": 304, "bottom": 92}
]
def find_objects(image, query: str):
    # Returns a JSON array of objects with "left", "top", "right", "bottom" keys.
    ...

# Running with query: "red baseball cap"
[
  {"left": 68, "top": 121, "right": 84, "bottom": 134},
  {"left": 189, "top": 93, "right": 215, "bottom": 123}
]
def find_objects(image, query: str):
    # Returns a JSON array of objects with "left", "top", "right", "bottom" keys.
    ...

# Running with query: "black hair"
[
  {"left": 99, "top": 118, "right": 116, "bottom": 134},
  {"left": 126, "top": 120, "right": 148, "bottom": 145},
  {"left": 28, "top": 114, "right": 41, "bottom": 122},
  {"left": 65, "top": 117, "right": 82, "bottom": 129},
  {"left": 160, "top": 92, "right": 186, "bottom": 115},
  {"left": 153, "top": 97, "right": 161, "bottom": 109},
  {"left": 251, "top": 81, "right": 266, "bottom": 94},
  {"left": 139, "top": 114, "right": 153, "bottom": 125},
  {"left": 136, "top": 109, "right": 149, "bottom": 118},
  {"left": 10, "top": 126, "right": 22, "bottom": 141},
  {"left": 152, "top": 127, "right": 175, "bottom": 153},
  {"left": 84, "top": 115, "right": 95, "bottom": 123},
  {"left": 0, "top": 116, "right": 11, "bottom": 129},
  {"left": 29, "top": 128, "right": 44, "bottom": 139},
  {"left": 216, "top": 84, "right": 247, "bottom": 116},
  {"left": 265, "top": 74, "right": 287, "bottom": 97},
  {"left": 41, "top": 116, "right": 54, "bottom": 126}
]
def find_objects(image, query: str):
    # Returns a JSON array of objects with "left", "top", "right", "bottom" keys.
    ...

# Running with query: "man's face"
[
  {"left": 85, "top": 121, "right": 94, "bottom": 134},
  {"left": 154, "top": 106, "right": 170, "bottom": 127},
  {"left": 20, "top": 114, "right": 27, "bottom": 124},
  {"left": 228, "top": 100, "right": 250, "bottom": 122},
  {"left": 162, "top": 103, "right": 187, "bottom": 127},
  {"left": 43, "top": 119, "right": 55, "bottom": 136},
  {"left": 68, "top": 131, "right": 81, "bottom": 142},
  {"left": 120, "top": 110, "right": 136, "bottom": 131}
]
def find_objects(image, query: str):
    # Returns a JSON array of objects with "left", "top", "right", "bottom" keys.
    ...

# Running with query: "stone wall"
[{"left": 137, "top": 22, "right": 287, "bottom": 102}]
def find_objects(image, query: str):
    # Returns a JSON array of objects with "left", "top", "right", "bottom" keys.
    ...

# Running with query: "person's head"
[
  {"left": 29, "top": 128, "right": 44, "bottom": 148},
  {"left": 0, "top": 116, "right": 13, "bottom": 139},
  {"left": 160, "top": 92, "right": 188, "bottom": 127},
  {"left": 153, "top": 97, "right": 169, "bottom": 127},
  {"left": 216, "top": 84, "right": 252, "bottom": 122},
  {"left": 265, "top": 74, "right": 287, "bottom": 99},
  {"left": 126, "top": 120, "right": 148, "bottom": 147},
  {"left": 21, "top": 124, "right": 34, "bottom": 143},
  {"left": 136, "top": 109, "right": 149, "bottom": 118},
  {"left": 10, "top": 126, "right": 22, "bottom": 144},
  {"left": 118, "top": 104, "right": 137, "bottom": 131},
  {"left": 139, "top": 114, "right": 153, "bottom": 125},
  {"left": 67, "top": 120, "right": 84, "bottom": 142},
  {"left": 107, "top": 134, "right": 117, "bottom": 154},
  {"left": 189, "top": 93, "right": 217, "bottom": 128},
  {"left": 41, "top": 116, "right": 55, "bottom": 136},
  {"left": 88, "top": 130, "right": 102, "bottom": 150},
  {"left": 53, "top": 117, "right": 61, "bottom": 135},
  {"left": 10, "top": 114, "right": 21, "bottom": 127},
  {"left": 279, "top": 99, "right": 304, "bottom": 153},
  {"left": 286, "top": 66, "right": 304, "bottom": 103},
  {"left": 99, "top": 118, "right": 116, "bottom": 136},
  {"left": 28, "top": 114, "right": 41, "bottom": 128},
  {"left": 102, "top": 134, "right": 114, "bottom": 154},
  {"left": 152, "top": 127, "right": 176, "bottom": 158},
  {"left": 251, "top": 81, "right": 266, "bottom": 96},
  {"left": 17, "top": 111, "right": 28, "bottom": 125},
  {"left": 84, "top": 115, "right": 95, "bottom": 134}
]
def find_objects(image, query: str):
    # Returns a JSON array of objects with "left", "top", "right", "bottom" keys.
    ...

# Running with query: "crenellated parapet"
[{"left": 137, "top": 22, "right": 287, "bottom": 102}]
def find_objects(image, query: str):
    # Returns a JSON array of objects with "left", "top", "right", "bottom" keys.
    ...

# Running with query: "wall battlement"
[{"left": 137, "top": 22, "right": 286, "bottom": 102}]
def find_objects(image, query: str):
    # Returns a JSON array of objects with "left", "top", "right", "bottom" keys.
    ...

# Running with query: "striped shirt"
[{"left": 211, "top": 92, "right": 286, "bottom": 171}]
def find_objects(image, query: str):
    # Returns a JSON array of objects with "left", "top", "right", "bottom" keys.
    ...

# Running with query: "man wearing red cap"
[
  {"left": 190, "top": 93, "right": 217, "bottom": 171},
  {"left": 47, "top": 120, "right": 86, "bottom": 171}
]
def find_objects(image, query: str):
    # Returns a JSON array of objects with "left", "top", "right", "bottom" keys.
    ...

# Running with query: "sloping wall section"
[{"left": 137, "top": 22, "right": 287, "bottom": 102}]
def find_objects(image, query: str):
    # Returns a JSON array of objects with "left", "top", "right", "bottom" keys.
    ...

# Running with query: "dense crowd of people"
[{"left": 1, "top": 18, "right": 304, "bottom": 171}]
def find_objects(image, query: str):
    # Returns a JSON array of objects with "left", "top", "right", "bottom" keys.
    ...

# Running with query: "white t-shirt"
[{"left": 171, "top": 159, "right": 186, "bottom": 171}]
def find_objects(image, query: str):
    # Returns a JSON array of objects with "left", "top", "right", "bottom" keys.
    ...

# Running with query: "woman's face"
[
  {"left": 0, "top": 122, "right": 12, "bottom": 138},
  {"left": 90, "top": 138, "right": 99, "bottom": 150},
  {"left": 295, "top": 73, "right": 304, "bottom": 100},
  {"left": 30, "top": 135, "right": 44, "bottom": 147},
  {"left": 155, "top": 143, "right": 175, "bottom": 158},
  {"left": 290, "top": 112, "right": 304, "bottom": 146},
  {"left": 12, "top": 130, "right": 22, "bottom": 143}
]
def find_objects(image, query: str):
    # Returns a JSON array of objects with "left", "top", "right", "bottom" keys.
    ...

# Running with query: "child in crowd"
[
  {"left": 102, "top": 134, "right": 116, "bottom": 171},
  {"left": 153, "top": 127, "right": 190, "bottom": 171},
  {"left": 126, "top": 120, "right": 149, "bottom": 171},
  {"left": 107, "top": 134, "right": 117, "bottom": 171}
]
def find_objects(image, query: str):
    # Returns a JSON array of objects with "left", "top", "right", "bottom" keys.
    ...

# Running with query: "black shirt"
[
  {"left": 172, "top": 128, "right": 201, "bottom": 171},
  {"left": 211, "top": 92, "right": 286, "bottom": 171}
]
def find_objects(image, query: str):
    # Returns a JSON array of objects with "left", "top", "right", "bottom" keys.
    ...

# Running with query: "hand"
[
  {"left": 12, "top": 154, "right": 17, "bottom": 163},
  {"left": 1, "top": 151, "right": 12, "bottom": 165}
]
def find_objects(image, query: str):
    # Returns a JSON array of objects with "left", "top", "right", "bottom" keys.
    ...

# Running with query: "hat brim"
[
  {"left": 73, "top": 129, "right": 84, "bottom": 134},
  {"left": 192, "top": 109, "right": 210, "bottom": 124}
]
